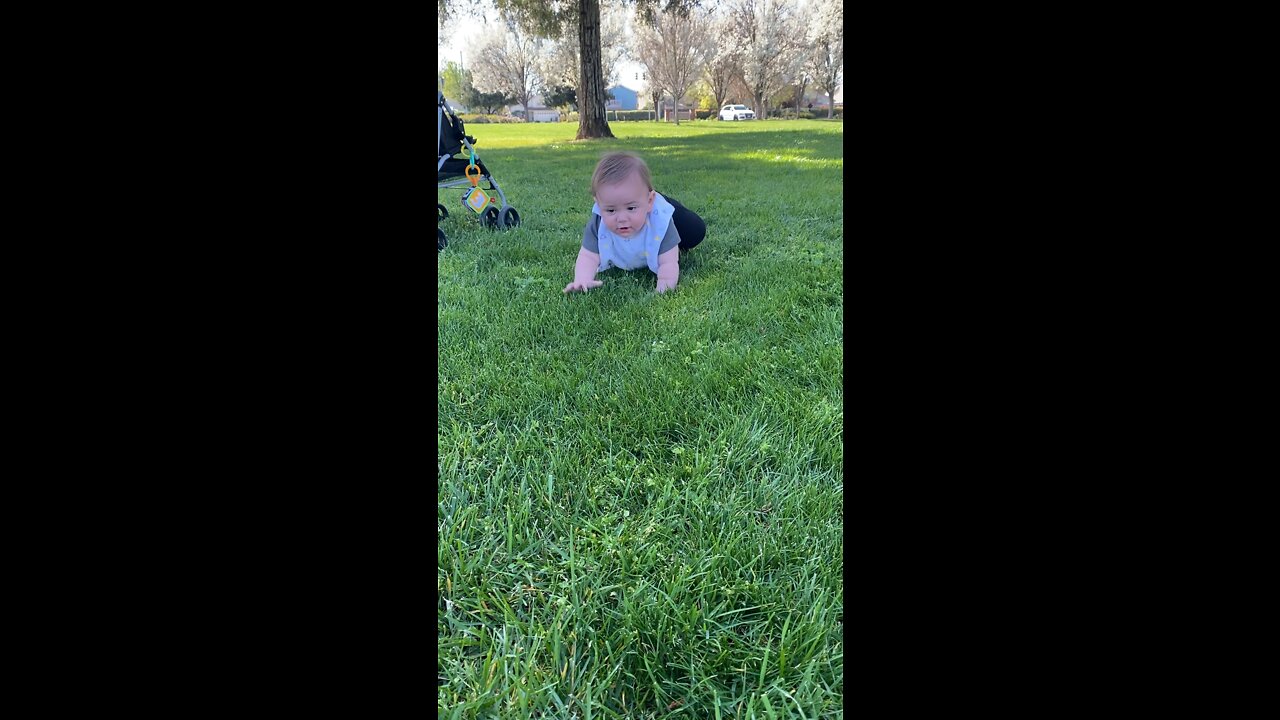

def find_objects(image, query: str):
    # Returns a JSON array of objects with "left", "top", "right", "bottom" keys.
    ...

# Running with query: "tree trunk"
[
  {"left": 827, "top": 89, "right": 834, "bottom": 118},
  {"left": 576, "top": 0, "right": 614, "bottom": 139}
]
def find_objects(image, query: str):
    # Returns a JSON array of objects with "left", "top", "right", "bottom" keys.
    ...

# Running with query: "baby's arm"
[
  {"left": 655, "top": 247, "right": 679, "bottom": 293},
  {"left": 564, "top": 247, "right": 603, "bottom": 293}
]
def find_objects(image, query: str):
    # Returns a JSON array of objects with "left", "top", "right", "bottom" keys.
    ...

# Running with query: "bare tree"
[
  {"left": 727, "top": 73, "right": 753, "bottom": 106},
  {"left": 701, "top": 11, "right": 742, "bottom": 113},
  {"left": 807, "top": 2, "right": 843, "bottom": 118},
  {"left": 633, "top": 22, "right": 668, "bottom": 117},
  {"left": 540, "top": 37, "right": 580, "bottom": 89},
  {"left": 631, "top": 6, "right": 710, "bottom": 125},
  {"left": 469, "top": 23, "right": 545, "bottom": 122},
  {"left": 729, "top": 0, "right": 805, "bottom": 120},
  {"left": 536, "top": 6, "right": 626, "bottom": 124},
  {"left": 785, "top": 0, "right": 817, "bottom": 116},
  {"left": 793, "top": 72, "right": 809, "bottom": 115},
  {"left": 538, "top": 4, "right": 628, "bottom": 91}
]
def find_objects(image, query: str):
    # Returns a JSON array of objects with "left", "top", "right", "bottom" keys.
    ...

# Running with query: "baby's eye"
[
  {"left": 626, "top": 206, "right": 636, "bottom": 211},
  {"left": 604, "top": 209, "right": 615, "bottom": 214}
]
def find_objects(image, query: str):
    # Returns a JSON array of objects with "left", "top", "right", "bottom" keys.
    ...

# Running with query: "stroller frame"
[{"left": 438, "top": 90, "right": 520, "bottom": 237}]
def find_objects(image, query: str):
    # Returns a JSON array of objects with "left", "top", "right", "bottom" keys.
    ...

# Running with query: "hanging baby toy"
[{"left": 461, "top": 149, "right": 492, "bottom": 214}]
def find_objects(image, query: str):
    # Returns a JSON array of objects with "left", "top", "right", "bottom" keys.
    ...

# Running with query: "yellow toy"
[{"left": 462, "top": 158, "right": 492, "bottom": 213}]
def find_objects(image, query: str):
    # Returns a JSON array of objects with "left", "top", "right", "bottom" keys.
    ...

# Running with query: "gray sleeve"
[
  {"left": 581, "top": 215, "right": 600, "bottom": 253},
  {"left": 658, "top": 220, "right": 681, "bottom": 254}
]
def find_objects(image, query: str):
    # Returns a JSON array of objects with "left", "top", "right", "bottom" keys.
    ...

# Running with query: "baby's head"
[{"left": 592, "top": 152, "right": 655, "bottom": 238}]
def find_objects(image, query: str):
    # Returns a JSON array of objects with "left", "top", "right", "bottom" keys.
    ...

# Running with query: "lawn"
[{"left": 438, "top": 119, "right": 844, "bottom": 719}]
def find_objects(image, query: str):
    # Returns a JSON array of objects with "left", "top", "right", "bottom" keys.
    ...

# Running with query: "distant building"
[
  {"left": 799, "top": 91, "right": 831, "bottom": 109},
  {"left": 507, "top": 95, "right": 561, "bottom": 123},
  {"left": 606, "top": 85, "right": 638, "bottom": 111},
  {"left": 660, "top": 101, "right": 695, "bottom": 121},
  {"left": 797, "top": 87, "right": 843, "bottom": 110}
]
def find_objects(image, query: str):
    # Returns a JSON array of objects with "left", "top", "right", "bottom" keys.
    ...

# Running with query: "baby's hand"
[
  {"left": 656, "top": 279, "right": 677, "bottom": 294},
  {"left": 563, "top": 279, "right": 604, "bottom": 293}
]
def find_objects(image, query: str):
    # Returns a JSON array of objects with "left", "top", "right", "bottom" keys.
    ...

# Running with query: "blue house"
[{"left": 606, "top": 85, "right": 638, "bottom": 111}]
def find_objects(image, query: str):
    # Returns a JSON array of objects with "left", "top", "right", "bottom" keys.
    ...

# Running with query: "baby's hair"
[{"left": 591, "top": 152, "right": 652, "bottom": 195}]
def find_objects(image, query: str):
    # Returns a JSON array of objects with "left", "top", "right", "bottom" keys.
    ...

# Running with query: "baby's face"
[{"left": 595, "top": 173, "right": 655, "bottom": 238}]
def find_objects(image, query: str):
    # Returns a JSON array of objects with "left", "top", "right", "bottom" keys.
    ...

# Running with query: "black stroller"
[{"left": 438, "top": 90, "right": 520, "bottom": 251}]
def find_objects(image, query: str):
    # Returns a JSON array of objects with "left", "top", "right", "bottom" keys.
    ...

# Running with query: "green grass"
[{"left": 438, "top": 119, "right": 843, "bottom": 719}]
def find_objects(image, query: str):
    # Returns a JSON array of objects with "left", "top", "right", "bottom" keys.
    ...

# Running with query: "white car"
[{"left": 719, "top": 104, "right": 756, "bottom": 121}]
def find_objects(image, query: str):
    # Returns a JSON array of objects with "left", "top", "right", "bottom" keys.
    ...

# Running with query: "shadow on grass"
[{"left": 439, "top": 126, "right": 842, "bottom": 232}]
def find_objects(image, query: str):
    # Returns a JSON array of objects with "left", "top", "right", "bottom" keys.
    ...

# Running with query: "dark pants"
[{"left": 663, "top": 194, "right": 705, "bottom": 251}]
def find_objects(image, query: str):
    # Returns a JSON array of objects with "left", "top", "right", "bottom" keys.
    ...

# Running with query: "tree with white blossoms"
[
  {"left": 703, "top": 10, "right": 743, "bottom": 113},
  {"left": 806, "top": 2, "right": 843, "bottom": 118},
  {"left": 469, "top": 22, "right": 545, "bottom": 122},
  {"left": 632, "top": 4, "right": 710, "bottom": 124},
  {"left": 729, "top": 0, "right": 806, "bottom": 120}
]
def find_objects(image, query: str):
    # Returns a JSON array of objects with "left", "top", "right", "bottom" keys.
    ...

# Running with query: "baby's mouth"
[{"left": 617, "top": 225, "right": 631, "bottom": 234}]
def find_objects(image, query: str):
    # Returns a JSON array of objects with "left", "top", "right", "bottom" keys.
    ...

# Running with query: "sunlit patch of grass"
[{"left": 731, "top": 148, "right": 844, "bottom": 168}]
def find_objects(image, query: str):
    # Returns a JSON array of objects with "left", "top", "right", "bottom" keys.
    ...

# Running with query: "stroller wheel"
[
  {"left": 498, "top": 207, "right": 521, "bottom": 229},
  {"left": 481, "top": 206, "right": 501, "bottom": 229},
  {"left": 438, "top": 228, "right": 447, "bottom": 251},
  {"left": 438, "top": 204, "right": 448, "bottom": 220}
]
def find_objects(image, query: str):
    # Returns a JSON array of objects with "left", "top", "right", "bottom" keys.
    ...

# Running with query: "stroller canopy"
[{"left": 438, "top": 91, "right": 474, "bottom": 158}]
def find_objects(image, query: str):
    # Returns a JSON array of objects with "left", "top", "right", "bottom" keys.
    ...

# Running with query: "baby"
[{"left": 563, "top": 152, "right": 706, "bottom": 294}]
